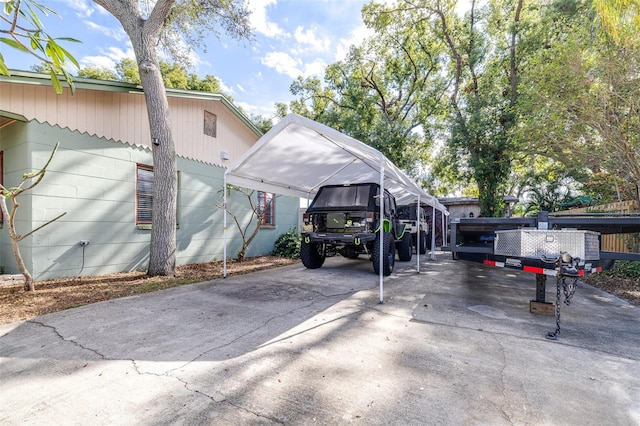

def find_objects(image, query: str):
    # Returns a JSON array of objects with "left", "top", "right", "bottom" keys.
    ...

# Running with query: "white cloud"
[
  {"left": 58, "top": 0, "right": 98, "bottom": 18},
  {"left": 292, "top": 25, "right": 330, "bottom": 54},
  {"left": 247, "top": 0, "right": 288, "bottom": 38},
  {"left": 219, "top": 79, "right": 234, "bottom": 95},
  {"left": 302, "top": 58, "right": 328, "bottom": 78},
  {"left": 236, "top": 83, "right": 246, "bottom": 93},
  {"left": 62, "top": 0, "right": 111, "bottom": 18},
  {"left": 79, "top": 55, "right": 117, "bottom": 70},
  {"left": 85, "top": 21, "right": 128, "bottom": 42},
  {"left": 80, "top": 46, "right": 133, "bottom": 70},
  {"left": 261, "top": 50, "right": 328, "bottom": 80},
  {"left": 334, "top": 24, "right": 372, "bottom": 61},
  {"left": 261, "top": 51, "right": 301, "bottom": 79},
  {"left": 236, "top": 100, "right": 263, "bottom": 116}
]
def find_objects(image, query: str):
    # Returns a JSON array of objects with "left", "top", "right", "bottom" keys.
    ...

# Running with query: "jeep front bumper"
[{"left": 302, "top": 232, "right": 377, "bottom": 246}]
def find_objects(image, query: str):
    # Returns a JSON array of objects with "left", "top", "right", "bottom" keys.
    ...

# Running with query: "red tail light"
[
  {"left": 303, "top": 213, "right": 311, "bottom": 224},
  {"left": 365, "top": 212, "right": 375, "bottom": 223}
]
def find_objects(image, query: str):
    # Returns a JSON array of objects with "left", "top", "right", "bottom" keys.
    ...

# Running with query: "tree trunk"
[
  {"left": 138, "top": 52, "right": 178, "bottom": 276},
  {"left": 0, "top": 197, "right": 34, "bottom": 291},
  {"left": 103, "top": 0, "right": 178, "bottom": 277},
  {"left": 11, "top": 236, "right": 34, "bottom": 291},
  {"left": 94, "top": 0, "right": 252, "bottom": 277}
]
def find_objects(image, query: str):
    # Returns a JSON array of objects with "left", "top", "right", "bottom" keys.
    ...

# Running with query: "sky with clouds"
[{"left": 5, "top": 0, "right": 374, "bottom": 117}]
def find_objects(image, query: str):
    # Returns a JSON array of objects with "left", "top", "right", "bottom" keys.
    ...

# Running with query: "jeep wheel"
[
  {"left": 372, "top": 232, "right": 395, "bottom": 276},
  {"left": 397, "top": 231, "right": 412, "bottom": 261},
  {"left": 301, "top": 240, "right": 325, "bottom": 269},
  {"left": 418, "top": 230, "right": 428, "bottom": 255}
]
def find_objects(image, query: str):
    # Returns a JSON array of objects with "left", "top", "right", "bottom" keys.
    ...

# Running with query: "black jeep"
[{"left": 300, "top": 183, "right": 412, "bottom": 276}]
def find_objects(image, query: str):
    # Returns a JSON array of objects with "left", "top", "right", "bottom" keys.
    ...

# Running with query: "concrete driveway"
[{"left": 1, "top": 252, "right": 639, "bottom": 425}]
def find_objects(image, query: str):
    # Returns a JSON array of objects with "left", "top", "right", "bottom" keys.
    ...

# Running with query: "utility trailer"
[{"left": 443, "top": 211, "right": 640, "bottom": 338}]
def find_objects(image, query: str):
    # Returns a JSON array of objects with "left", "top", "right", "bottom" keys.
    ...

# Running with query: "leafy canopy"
[{"left": 0, "top": 0, "right": 80, "bottom": 93}]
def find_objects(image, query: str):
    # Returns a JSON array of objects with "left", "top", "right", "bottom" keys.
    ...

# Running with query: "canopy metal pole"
[
  {"left": 431, "top": 205, "right": 436, "bottom": 260},
  {"left": 379, "top": 159, "right": 385, "bottom": 304},
  {"left": 223, "top": 175, "right": 228, "bottom": 278},
  {"left": 442, "top": 211, "right": 447, "bottom": 251},
  {"left": 416, "top": 194, "right": 421, "bottom": 273}
]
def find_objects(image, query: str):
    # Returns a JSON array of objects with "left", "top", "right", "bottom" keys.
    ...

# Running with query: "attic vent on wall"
[{"left": 204, "top": 110, "right": 217, "bottom": 138}]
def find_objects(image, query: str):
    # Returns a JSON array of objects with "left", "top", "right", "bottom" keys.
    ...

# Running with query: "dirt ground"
[
  {"left": 581, "top": 273, "right": 640, "bottom": 307},
  {"left": 0, "top": 256, "right": 638, "bottom": 326}
]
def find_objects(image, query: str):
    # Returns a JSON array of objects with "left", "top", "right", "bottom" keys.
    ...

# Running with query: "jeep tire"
[
  {"left": 418, "top": 230, "right": 428, "bottom": 255},
  {"left": 301, "top": 240, "right": 325, "bottom": 269},
  {"left": 397, "top": 231, "right": 412, "bottom": 261},
  {"left": 372, "top": 232, "right": 395, "bottom": 276}
]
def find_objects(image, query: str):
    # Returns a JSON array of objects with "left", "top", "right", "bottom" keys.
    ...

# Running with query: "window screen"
[{"left": 204, "top": 110, "right": 217, "bottom": 138}]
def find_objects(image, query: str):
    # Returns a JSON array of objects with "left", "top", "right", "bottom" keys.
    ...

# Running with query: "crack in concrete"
[
  {"left": 163, "top": 289, "right": 364, "bottom": 375},
  {"left": 221, "top": 398, "right": 285, "bottom": 425},
  {"left": 492, "top": 334, "right": 514, "bottom": 425},
  {"left": 146, "top": 289, "right": 371, "bottom": 422},
  {"left": 23, "top": 285, "right": 403, "bottom": 424},
  {"left": 169, "top": 372, "right": 285, "bottom": 424},
  {"left": 27, "top": 320, "right": 106, "bottom": 359}
]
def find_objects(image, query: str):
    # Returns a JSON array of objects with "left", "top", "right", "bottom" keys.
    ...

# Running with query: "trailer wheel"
[
  {"left": 373, "top": 232, "right": 395, "bottom": 276},
  {"left": 301, "top": 240, "right": 325, "bottom": 269}
]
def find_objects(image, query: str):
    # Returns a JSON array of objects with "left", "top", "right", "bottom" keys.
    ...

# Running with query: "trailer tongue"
[{"left": 444, "top": 211, "right": 640, "bottom": 339}]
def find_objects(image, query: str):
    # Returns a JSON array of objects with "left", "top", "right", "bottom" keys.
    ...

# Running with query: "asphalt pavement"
[{"left": 1, "top": 252, "right": 639, "bottom": 425}]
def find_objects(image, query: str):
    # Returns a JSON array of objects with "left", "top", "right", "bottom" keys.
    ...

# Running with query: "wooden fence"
[{"left": 555, "top": 200, "right": 639, "bottom": 253}]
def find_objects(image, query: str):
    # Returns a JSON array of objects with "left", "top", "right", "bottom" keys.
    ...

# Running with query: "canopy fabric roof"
[{"left": 225, "top": 113, "right": 447, "bottom": 213}]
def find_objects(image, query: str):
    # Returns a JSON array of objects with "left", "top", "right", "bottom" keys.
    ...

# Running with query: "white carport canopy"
[{"left": 223, "top": 113, "right": 448, "bottom": 302}]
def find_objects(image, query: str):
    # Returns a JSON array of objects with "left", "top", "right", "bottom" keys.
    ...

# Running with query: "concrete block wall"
[{"left": 0, "top": 121, "right": 299, "bottom": 280}]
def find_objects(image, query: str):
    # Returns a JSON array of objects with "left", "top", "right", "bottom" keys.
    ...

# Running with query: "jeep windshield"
[{"left": 309, "top": 185, "right": 372, "bottom": 209}]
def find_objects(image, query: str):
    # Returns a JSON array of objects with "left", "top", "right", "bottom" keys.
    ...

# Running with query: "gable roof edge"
[{"left": 2, "top": 70, "right": 262, "bottom": 138}]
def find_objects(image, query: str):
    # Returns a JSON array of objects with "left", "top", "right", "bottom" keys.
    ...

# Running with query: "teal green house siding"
[{"left": 0, "top": 121, "right": 298, "bottom": 281}]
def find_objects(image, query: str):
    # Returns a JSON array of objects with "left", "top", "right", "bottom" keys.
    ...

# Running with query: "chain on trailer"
[{"left": 543, "top": 252, "right": 581, "bottom": 341}]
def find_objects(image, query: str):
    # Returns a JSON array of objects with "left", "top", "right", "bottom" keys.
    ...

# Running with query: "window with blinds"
[{"left": 136, "top": 164, "right": 153, "bottom": 224}]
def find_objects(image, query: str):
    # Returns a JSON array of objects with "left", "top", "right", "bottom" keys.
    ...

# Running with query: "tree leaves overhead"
[
  {"left": 77, "top": 58, "right": 231, "bottom": 100},
  {"left": 517, "top": 0, "right": 640, "bottom": 205},
  {"left": 162, "top": 0, "right": 253, "bottom": 68},
  {"left": 0, "top": 0, "right": 80, "bottom": 93},
  {"left": 285, "top": 0, "right": 640, "bottom": 214},
  {"left": 288, "top": 1, "right": 449, "bottom": 173}
]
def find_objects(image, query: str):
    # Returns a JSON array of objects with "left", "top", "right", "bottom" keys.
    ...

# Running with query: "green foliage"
[
  {"left": 162, "top": 0, "right": 253, "bottom": 67},
  {"left": 510, "top": 156, "right": 587, "bottom": 214},
  {"left": 115, "top": 58, "right": 140, "bottom": 84},
  {"left": 604, "top": 260, "right": 640, "bottom": 281},
  {"left": 77, "top": 58, "right": 228, "bottom": 97},
  {"left": 1, "top": 0, "right": 80, "bottom": 94},
  {"left": 272, "top": 228, "right": 301, "bottom": 259},
  {"left": 287, "top": 3, "right": 449, "bottom": 174},
  {"left": 283, "top": 0, "right": 640, "bottom": 216},
  {"left": 515, "top": 0, "right": 640, "bottom": 206},
  {"left": 250, "top": 114, "right": 274, "bottom": 134},
  {"left": 77, "top": 66, "right": 117, "bottom": 81}
]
